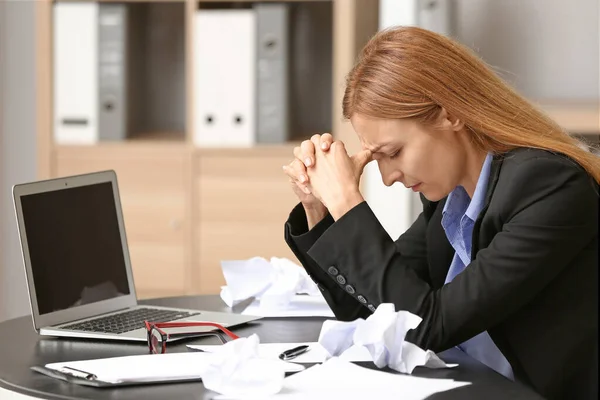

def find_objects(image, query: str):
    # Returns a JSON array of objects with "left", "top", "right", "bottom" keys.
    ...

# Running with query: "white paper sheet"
[
  {"left": 260, "top": 357, "right": 471, "bottom": 400},
  {"left": 44, "top": 350, "right": 303, "bottom": 384},
  {"left": 240, "top": 295, "right": 335, "bottom": 318},
  {"left": 188, "top": 342, "right": 372, "bottom": 364}
]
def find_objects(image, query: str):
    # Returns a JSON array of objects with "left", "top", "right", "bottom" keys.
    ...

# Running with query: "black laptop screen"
[{"left": 20, "top": 182, "right": 131, "bottom": 315}]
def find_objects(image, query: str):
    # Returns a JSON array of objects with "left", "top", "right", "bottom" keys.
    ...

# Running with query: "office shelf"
[
  {"left": 535, "top": 100, "right": 600, "bottom": 135},
  {"left": 35, "top": 0, "right": 380, "bottom": 298}
]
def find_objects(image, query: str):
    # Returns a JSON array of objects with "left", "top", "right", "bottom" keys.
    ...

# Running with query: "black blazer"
[{"left": 284, "top": 148, "right": 598, "bottom": 400}]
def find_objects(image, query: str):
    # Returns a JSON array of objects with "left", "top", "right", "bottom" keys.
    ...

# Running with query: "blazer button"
[
  {"left": 327, "top": 266, "right": 339, "bottom": 276},
  {"left": 367, "top": 304, "right": 376, "bottom": 312},
  {"left": 336, "top": 275, "right": 347, "bottom": 285},
  {"left": 357, "top": 295, "right": 367, "bottom": 304},
  {"left": 345, "top": 285, "right": 355, "bottom": 294}
]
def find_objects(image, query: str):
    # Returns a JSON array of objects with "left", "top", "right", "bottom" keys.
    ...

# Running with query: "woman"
[{"left": 282, "top": 27, "right": 598, "bottom": 399}]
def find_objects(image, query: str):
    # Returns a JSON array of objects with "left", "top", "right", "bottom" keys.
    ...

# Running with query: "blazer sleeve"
[
  {"left": 304, "top": 156, "right": 598, "bottom": 352},
  {"left": 284, "top": 198, "right": 432, "bottom": 321}
]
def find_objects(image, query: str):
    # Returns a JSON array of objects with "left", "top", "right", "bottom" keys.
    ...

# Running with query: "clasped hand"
[{"left": 283, "top": 134, "right": 372, "bottom": 220}]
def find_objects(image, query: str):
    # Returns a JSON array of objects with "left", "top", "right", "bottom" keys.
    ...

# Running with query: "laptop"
[{"left": 12, "top": 170, "right": 261, "bottom": 342}]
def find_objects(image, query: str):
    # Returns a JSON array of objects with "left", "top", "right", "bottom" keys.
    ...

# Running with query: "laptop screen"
[{"left": 20, "top": 181, "right": 131, "bottom": 315}]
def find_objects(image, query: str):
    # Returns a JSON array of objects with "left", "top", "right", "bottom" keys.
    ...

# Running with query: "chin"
[{"left": 420, "top": 190, "right": 446, "bottom": 202}]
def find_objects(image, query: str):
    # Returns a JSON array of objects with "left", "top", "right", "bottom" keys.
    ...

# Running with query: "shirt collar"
[
  {"left": 465, "top": 153, "right": 493, "bottom": 220},
  {"left": 442, "top": 152, "right": 493, "bottom": 221}
]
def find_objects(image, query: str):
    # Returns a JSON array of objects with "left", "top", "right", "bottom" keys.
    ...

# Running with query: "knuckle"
[
  {"left": 301, "top": 140, "right": 313, "bottom": 151},
  {"left": 292, "top": 158, "right": 305, "bottom": 171}
]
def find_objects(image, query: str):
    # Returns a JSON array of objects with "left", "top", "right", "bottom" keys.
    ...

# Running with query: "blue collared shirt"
[{"left": 441, "top": 153, "right": 514, "bottom": 380}]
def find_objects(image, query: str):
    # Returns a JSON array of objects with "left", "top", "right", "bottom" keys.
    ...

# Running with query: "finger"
[
  {"left": 291, "top": 158, "right": 309, "bottom": 184},
  {"left": 331, "top": 140, "right": 347, "bottom": 155},
  {"left": 352, "top": 149, "right": 374, "bottom": 172},
  {"left": 289, "top": 177, "right": 312, "bottom": 195},
  {"left": 320, "top": 133, "right": 333, "bottom": 151},
  {"left": 283, "top": 163, "right": 311, "bottom": 194},
  {"left": 300, "top": 139, "right": 316, "bottom": 167},
  {"left": 310, "top": 134, "right": 321, "bottom": 151}
]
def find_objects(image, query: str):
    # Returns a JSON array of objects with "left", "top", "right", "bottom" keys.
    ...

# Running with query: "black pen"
[
  {"left": 60, "top": 366, "right": 98, "bottom": 380},
  {"left": 279, "top": 345, "right": 310, "bottom": 361}
]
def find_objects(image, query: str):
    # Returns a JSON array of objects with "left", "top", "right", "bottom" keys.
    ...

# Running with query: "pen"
[
  {"left": 279, "top": 345, "right": 310, "bottom": 361},
  {"left": 60, "top": 366, "right": 98, "bottom": 380}
]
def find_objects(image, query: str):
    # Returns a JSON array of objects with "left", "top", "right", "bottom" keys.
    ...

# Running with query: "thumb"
[{"left": 352, "top": 149, "right": 373, "bottom": 172}]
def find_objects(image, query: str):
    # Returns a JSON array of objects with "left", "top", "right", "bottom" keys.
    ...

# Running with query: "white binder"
[
  {"left": 194, "top": 10, "right": 256, "bottom": 147},
  {"left": 53, "top": 2, "right": 99, "bottom": 145}
]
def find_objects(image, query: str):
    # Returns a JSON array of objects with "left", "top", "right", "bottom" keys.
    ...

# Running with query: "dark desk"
[{"left": 0, "top": 295, "right": 544, "bottom": 399}]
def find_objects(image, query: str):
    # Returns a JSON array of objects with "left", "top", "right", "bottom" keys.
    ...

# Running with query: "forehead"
[{"left": 350, "top": 114, "right": 415, "bottom": 152}]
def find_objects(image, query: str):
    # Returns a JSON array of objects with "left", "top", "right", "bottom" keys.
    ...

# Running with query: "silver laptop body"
[{"left": 12, "top": 170, "right": 260, "bottom": 342}]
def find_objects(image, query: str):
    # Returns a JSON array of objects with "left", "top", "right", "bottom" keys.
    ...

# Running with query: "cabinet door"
[
  {"left": 195, "top": 152, "right": 299, "bottom": 294},
  {"left": 53, "top": 145, "right": 191, "bottom": 299}
]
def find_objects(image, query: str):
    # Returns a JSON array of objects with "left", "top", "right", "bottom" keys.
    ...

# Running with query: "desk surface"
[{"left": 0, "top": 295, "right": 544, "bottom": 400}]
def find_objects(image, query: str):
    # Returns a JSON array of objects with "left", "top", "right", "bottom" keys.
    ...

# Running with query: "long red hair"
[{"left": 343, "top": 26, "right": 600, "bottom": 183}]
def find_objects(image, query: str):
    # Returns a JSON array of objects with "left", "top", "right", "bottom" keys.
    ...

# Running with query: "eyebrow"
[{"left": 367, "top": 143, "right": 389, "bottom": 154}]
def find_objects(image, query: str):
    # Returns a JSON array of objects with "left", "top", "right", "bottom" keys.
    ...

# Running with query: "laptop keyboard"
[{"left": 61, "top": 308, "right": 201, "bottom": 335}]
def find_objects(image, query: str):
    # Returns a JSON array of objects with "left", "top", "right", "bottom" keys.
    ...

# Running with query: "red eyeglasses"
[{"left": 144, "top": 321, "right": 240, "bottom": 354}]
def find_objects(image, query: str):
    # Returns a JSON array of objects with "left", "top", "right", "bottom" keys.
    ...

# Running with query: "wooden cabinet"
[
  {"left": 34, "top": 0, "right": 381, "bottom": 298},
  {"left": 193, "top": 148, "right": 299, "bottom": 294},
  {"left": 52, "top": 145, "right": 192, "bottom": 299}
]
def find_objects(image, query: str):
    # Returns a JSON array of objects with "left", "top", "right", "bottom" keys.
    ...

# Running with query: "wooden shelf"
[
  {"left": 54, "top": 0, "right": 185, "bottom": 3},
  {"left": 197, "top": 0, "right": 331, "bottom": 3},
  {"left": 36, "top": 0, "right": 381, "bottom": 296},
  {"left": 535, "top": 100, "right": 600, "bottom": 134},
  {"left": 129, "top": 131, "right": 187, "bottom": 142},
  {"left": 194, "top": 143, "right": 299, "bottom": 158}
]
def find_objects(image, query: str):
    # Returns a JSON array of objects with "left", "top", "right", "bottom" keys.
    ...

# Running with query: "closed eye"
[{"left": 389, "top": 150, "right": 400, "bottom": 159}]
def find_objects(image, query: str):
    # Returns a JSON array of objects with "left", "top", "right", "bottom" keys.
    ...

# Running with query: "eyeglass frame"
[{"left": 144, "top": 321, "right": 240, "bottom": 354}]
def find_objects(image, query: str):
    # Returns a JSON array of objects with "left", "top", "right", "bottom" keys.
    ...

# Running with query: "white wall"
[
  {"left": 0, "top": 0, "right": 37, "bottom": 322},
  {"left": 453, "top": 0, "right": 599, "bottom": 100}
]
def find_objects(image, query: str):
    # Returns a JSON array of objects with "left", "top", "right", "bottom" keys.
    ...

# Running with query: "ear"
[{"left": 439, "top": 107, "right": 464, "bottom": 132}]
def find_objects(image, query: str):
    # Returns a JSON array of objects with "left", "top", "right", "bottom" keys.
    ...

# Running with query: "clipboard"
[
  {"left": 31, "top": 365, "right": 202, "bottom": 388},
  {"left": 31, "top": 349, "right": 305, "bottom": 388}
]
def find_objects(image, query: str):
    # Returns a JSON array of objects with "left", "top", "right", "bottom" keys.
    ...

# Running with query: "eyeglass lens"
[{"left": 150, "top": 328, "right": 164, "bottom": 354}]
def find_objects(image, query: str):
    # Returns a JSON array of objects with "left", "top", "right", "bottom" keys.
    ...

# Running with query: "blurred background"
[{"left": 1, "top": 0, "right": 598, "bottom": 323}]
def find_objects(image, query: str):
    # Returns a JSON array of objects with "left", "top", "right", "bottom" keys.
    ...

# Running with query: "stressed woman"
[{"left": 282, "top": 27, "right": 598, "bottom": 400}]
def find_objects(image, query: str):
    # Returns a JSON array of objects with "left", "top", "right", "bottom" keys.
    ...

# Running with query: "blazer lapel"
[
  {"left": 471, "top": 153, "right": 504, "bottom": 259},
  {"left": 427, "top": 198, "right": 455, "bottom": 288}
]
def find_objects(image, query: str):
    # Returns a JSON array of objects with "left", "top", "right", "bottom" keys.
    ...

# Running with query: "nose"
[{"left": 377, "top": 160, "right": 401, "bottom": 187}]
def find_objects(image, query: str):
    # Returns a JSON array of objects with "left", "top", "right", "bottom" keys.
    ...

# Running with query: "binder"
[
  {"left": 194, "top": 10, "right": 256, "bottom": 147},
  {"left": 416, "top": 0, "right": 451, "bottom": 37},
  {"left": 255, "top": 3, "right": 290, "bottom": 144},
  {"left": 98, "top": 3, "right": 128, "bottom": 141},
  {"left": 53, "top": 2, "right": 99, "bottom": 145}
]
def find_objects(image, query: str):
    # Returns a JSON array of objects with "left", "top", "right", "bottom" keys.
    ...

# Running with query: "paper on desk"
[
  {"left": 188, "top": 342, "right": 372, "bottom": 364},
  {"left": 240, "top": 295, "right": 334, "bottom": 318},
  {"left": 260, "top": 357, "right": 471, "bottom": 400},
  {"left": 43, "top": 340, "right": 303, "bottom": 386},
  {"left": 318, "top": 303, "right": 458, "bottom": 374},
  {"left": 220, "top": 257, "right": 333, "bottom": 317},
  {"left": 202, "top": 334, "right": 304, "bottom": 398}
]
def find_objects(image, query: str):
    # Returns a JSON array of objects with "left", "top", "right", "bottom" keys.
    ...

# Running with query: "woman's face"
[{"left": 350, "top": 112, "right": 470, "bottom": 202}]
